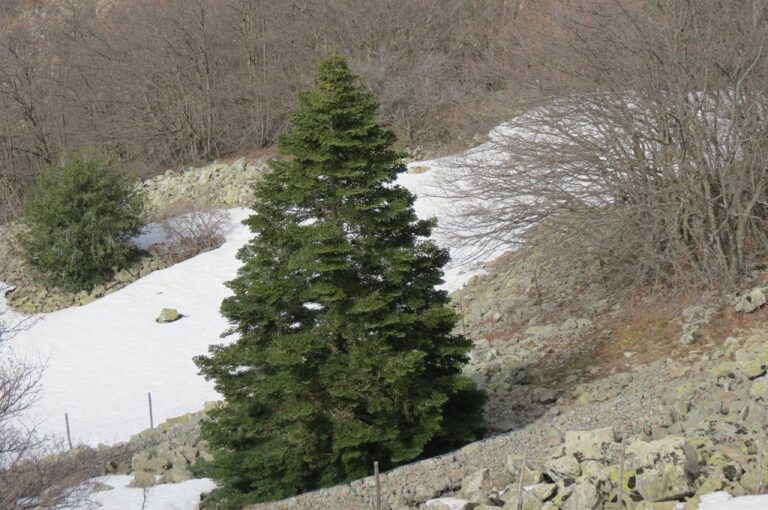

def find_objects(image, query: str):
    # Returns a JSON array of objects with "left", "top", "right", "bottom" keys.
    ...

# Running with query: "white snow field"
[
  {"left": 0, "top": 146, "right": 513, "bottom": 508},
  {"left": 698, "top": 492, "right": 768, "bottom": 509},
  {"left": 1, "top": 151, "right": 504, "bottom": 448},
  {"left": 80, "top": 476, "right": 217, "bottom": 510},
  {"left": 3, "top": 125, "right": 742, "bottom": 509}
]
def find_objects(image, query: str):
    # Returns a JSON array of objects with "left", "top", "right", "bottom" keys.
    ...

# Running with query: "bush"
[
  {"left": 159, "top": 200, "right": 227, "bottom": 263},
  {"left": 16, "top": 150, "right": 144, "bottom": 292}
]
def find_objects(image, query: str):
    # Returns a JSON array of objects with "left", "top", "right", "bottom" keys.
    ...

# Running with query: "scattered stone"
[
  {"left": 156, "top": 308, "right": 181, "bottom": 323},
  {"left": 129, "top": 470, "right": 156, "bottom": 488},
  {"left": 564, "top": 428, "right": 615, "bottom": 460},
  {"left": 546, "top": 455, "right": 581, "bottom": 481},
  {"left": 734, "top": 287, "right": 768, "bottom": 313},
  {"left": 90, "top": 481, "right": 113, "bottom": 492}
]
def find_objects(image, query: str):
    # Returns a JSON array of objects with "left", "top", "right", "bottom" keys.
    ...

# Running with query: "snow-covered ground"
[
  {"left": 3, "top": 126, "right": 747, "bottom": 509},
  {"left": 698, "top": 492, "right": 768, "bottom": 509},
  {"left": 0, "top": 152, "right": 503, "bottom": 448},
  {"left": 78, "top": 476, "right": 217, "bottom": 510},
  {"left": 1, "top": 208, "right": 253, "bottom": 446}
]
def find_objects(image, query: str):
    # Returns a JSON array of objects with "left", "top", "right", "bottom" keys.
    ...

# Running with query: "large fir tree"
[{"left": 195, "top": 53, "right": 485, "bottom": 507}]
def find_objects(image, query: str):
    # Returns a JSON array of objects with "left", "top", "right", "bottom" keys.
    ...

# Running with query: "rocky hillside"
[
  {"left": 64, "top": 244, "right": 768, "bottom": 509},
  {"left": 232, "top": 253, "right": 768, "bottom": 509},
  {"left": 15, "top": 158, "right": 768, "bottom": 509}
]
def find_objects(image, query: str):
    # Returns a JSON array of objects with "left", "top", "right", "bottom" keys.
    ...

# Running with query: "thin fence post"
[
  {"left": 64, "top": 413, "right": 73, "bottom": 450},
  {"left": 515, "top": 449, "right": 528, "bottom": 510},
  {"left": 618, "top": 440, "right": 626, "bottom": 508},
  {"left": 148, "top": 392, "right": 154, "bottom": 429},
  {"left": 374, "top": 461, "right": 381, "bottom": 510},
  {"left": 758, "top": 437, "right": 763, "bottom": 495}
]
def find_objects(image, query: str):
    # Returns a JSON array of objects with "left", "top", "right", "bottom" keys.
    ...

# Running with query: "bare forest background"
[
  {"left": 2, "top": 0, "right": 768, "bottom": 288},
  {"left": 0, "top": 0, "right": 548, "bottom": 223}
]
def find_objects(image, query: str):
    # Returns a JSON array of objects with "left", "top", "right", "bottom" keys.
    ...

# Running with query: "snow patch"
[
  {"left": 78, "top": 475, "right": 215, "bottom": 510},
  {"left": 698, "top": 491, "right": 768, "bottom": 510}
]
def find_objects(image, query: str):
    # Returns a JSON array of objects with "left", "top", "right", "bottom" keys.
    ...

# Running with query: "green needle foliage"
[
  {"left": 195, "top": 53, "right": 485, "bottom": 508},
  {"left": 16, "top": 149, "right": 144, "bottom": 292}
]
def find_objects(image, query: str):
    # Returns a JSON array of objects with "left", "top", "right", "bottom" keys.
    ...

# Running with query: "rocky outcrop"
[
  {"left": 242, "top": 328, "right": 768, "bottom": 509},
  {"left": 5, "top": 245, "right": 172, "bottom": 314},
  {"left": 734, "top": 287, "right": 768, "bottom": 313},
  {"left": 142, "top": 157, "right": 267, "bottom": 218},
  {"left": 123, "top": 410, "right": 212, "bottom": 488}
]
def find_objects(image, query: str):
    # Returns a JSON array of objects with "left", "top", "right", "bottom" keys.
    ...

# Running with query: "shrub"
[
  {"left": 16, "top": 150, "right": 144, "bottom": 292},
  {"left": 159, "top": 200, "right": 227, "bottom": 263}
]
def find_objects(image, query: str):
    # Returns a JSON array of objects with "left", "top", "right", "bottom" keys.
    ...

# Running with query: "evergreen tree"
[
  {"left": 195, "top": 53, "right": 485, "bottom": 508},
  {"left": 16, "top": 149, "right": 144, "bottom": 292}
]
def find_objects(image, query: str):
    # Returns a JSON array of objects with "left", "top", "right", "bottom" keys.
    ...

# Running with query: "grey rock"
[
  {"left": 735, "top": 287, "right": 768, "bottom": 313},
  {"left": 561, "top": 477, "right": 601, "bottom": 510},
  {"left": 564, "top": 427, "right": 615, "bottom": 460},
  {"left": 546, "top": 455, "right": 581, "bottom": 481},
  {"left": 156, "top": 308, "right": 181, "bottom": 323}
]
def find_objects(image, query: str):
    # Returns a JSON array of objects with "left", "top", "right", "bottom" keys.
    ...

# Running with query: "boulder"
[
  {"left": 159, "top": 464, "right": 193, "bottom": 484},
  {"left": 461, "top": 469, "right": 493, "bottom": 499},
  {"left": 740, "top": 351, "right": 768, "bottom": 379},
  {"left": 91, "top": 481, "right": 113, "bottom": 492},
  {"left": 626, "top": 436, "right": 699, "bottom": 502},
  {"left": 561, "top": 477, "right": 601, "bottom": 510},
  {"left": 156, "top": 308, "right": 181, "bottom": 323},
  {"left": 735, "top": 287, "right": 767, "bottom": 313},
  {"left": 129, "top": 470, "right": 156, "bottom": 488},
  {"left": 526, "top": 483, "right": 557, "bottom": 502},
  {"left": 564, "top": 427, "right": 616, "bottom": 460},
  {"left": 425, "top": 498, "right": 477, "bottom": 510},
  {"left": 749, "top": 376, "right": 768, "bottom": 399},
  {"left": 546, "top": 455, "right": 581, "bottom": 481},
  {"left": 131, "top": 451, "right": 170, "bottom": 473}
]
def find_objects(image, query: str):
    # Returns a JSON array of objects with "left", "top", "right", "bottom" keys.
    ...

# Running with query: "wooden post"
[
  {"left": 516, "top": 449, "right": 528, "bottom": 510},
  {"left": 618, "top": 441, "right": 626, "bottom": 507},
  {"left": 758, "top": 437, "right": 763, "bottom": 495},
  {"left": 64, "top": 413, "right": 73, "bottom": 450},
  {"left": 148, "top": 392, "right": 154, "bottom": 429},
  {"left": 374, "top": 461, "right": 381, "bottom": 510}
]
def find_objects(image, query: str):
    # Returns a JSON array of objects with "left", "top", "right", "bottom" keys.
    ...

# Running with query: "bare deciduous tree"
[
  {"left": 438, "top": 0, "right": 768, "bottom": 289},
  {"left": 0, "top": 255, "right": 95, "bottom": 509}
]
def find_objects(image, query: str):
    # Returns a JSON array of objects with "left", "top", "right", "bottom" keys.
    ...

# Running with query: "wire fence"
[{"left": 57, "top": 391, "right": 205, "bottom": 448}]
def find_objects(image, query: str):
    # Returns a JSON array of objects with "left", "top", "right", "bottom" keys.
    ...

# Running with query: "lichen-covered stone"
[
  {"left": 546, "top": 455, "right": 581, "bottom": 481},
  {"left": 626, "top": 437, "right": 698, "bottom": 502},
  {"left": 564, "top": 428, "right": 616, "bottom": 460},
  {"left": 156, "top": 308, "right": 181, "bottom": 323}
]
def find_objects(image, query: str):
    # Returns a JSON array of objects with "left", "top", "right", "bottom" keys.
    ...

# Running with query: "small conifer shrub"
[{"left": 16, "top": 149, "right": 144, "bottom": 292}]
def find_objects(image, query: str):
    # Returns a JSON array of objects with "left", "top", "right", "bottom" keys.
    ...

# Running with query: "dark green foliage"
[
  {"left": 194, "top": 53, "right": 485, "bottom": 508},
  {"left": 16, "top": 149, "right": 144, "bottom": 292}
]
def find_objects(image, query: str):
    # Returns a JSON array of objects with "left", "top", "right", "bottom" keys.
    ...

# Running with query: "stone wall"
[
  {"left": 246, "top": 426, "right": 563, "bottom": 510},
  {"left": 143, "top": 157, "right": 268, "bottom": 219}
]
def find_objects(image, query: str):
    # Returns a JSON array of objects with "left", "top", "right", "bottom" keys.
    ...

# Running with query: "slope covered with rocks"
[{"left": 227, "top": 250, "right": 768, "bottom": 509}]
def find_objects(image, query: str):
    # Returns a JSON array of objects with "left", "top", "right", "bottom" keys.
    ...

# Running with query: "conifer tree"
[{"left": 195, "top": 53, "right": 485, "bottom": 507}]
